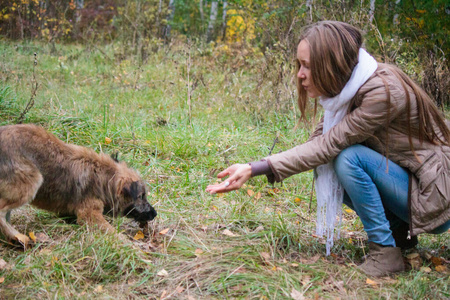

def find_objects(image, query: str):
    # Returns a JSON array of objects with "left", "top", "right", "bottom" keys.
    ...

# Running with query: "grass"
[{"left": 0, "top": 39, "right": 448, "bottom": 299}]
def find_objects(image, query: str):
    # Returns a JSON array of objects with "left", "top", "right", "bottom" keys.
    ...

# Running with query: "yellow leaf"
[
  {"left": 255, "top": 191, "right": 261, "bottom": 200},
  {"left": 435, "top": 265, "right": 447, "bottom": 273},
  {"left": 366, "top": 278, "right": 379, "bottom": 286},
  {"left": 0, "top": 277, "right": 4, "bottom": 283},
  {"left": 159, "top": 228, "right": 170, "bottom": 235},
  {"left": 344, "top": 208, "right": 354, "bottom": 214},
  {"left": 222, "top": 229, "right": 239, "bottom": 237},
  {"left": 105, "top": 137, "right": 112, "bottom": 144},
  {"left": 420, "top": 266, "right": 432, "bottom": 273},
  {"left": 94, "top": 285, "right": 103, "bottom": 292},
  {"left": 247, "top": 189, "right": 254, "bottom": 197},
  {"left": 28, "top": 232, "right": 36, "bottom": 242},
  {"left": 294, "top": 197, "right": 301, "bottom": 203},
  {"left": 133, "top": 230, "right": 144, "bottom": 240}
]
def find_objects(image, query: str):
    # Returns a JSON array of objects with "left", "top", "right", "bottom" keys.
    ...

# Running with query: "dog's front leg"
[
  {"left": 0, "top": 210, "right": 31, "bottom": 248},
  {"left": 75, "top": 199, "right": 115, "bottom": 233}
]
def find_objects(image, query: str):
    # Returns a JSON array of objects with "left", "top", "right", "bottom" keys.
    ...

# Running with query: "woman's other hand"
[{"left": 206, "top": 164, "right": 252, "bottom": 194}]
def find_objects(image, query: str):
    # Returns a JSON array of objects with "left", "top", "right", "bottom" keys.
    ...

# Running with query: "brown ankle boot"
[{"left": 358, "top": 242, "right": 405, "bottom": 277}]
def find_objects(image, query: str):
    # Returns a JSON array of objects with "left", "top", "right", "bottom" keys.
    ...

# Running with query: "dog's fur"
[{"left": 0, "top": 124, "right": 157, "bottom": 247}]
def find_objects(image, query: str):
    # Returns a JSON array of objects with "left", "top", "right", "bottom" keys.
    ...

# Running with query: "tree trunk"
[
  {"left": 165, "top": 0, "right": 175, "bottom": 39},
  {"left": 206, "top": 0, "right": 218, "bottom": 42},
  {"left": 369, "top": 0, "right": 375, "bottom": 23},
  {"left": 199, "top": 0, "right": 204, "bottom": 24},
  {"left": 306, "top": 0, "right": 312, "bottom": 22},
  {"left": 221, "top": 0, "right": 228, "bottom": 40},
  {"left": 74, "top": 0, "right": 84, "bottom": 36},
  {"left": 393, "top": 0, "right": 401, "bottom": 25}
]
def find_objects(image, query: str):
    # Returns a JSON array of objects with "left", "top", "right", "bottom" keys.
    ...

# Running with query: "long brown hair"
[
  {"left": 296, "top": 20, "right": 450, "bottom": 148},
  {"left": 296, "top": 21, "right": 362, "bottom": 119}
]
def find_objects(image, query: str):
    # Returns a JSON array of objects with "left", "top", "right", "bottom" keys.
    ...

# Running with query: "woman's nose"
[{"left": 297, "top": 68, "right": 305, "bottom": 79}]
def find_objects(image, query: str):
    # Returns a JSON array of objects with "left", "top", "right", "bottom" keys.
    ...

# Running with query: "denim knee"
[{"left": 334, "top": 144, "right": 365, "bottom": 177}]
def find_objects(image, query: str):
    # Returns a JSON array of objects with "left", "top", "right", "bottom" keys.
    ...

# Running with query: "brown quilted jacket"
[{"left": 267, "top": 64, "right": 450, "bottom": 235}]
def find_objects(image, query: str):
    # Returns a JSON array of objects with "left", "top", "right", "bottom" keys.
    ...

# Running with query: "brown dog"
[{"left": 0, "top": 124, "right": 157, "bottom": 247}]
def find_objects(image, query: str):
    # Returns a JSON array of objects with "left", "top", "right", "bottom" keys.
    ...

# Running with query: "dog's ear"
[
  {"left": 111, "top": 151, "right": 119, "bottom": 163},
  {"left": 123, "top": 181, "right": 140, "bottom": 199}
]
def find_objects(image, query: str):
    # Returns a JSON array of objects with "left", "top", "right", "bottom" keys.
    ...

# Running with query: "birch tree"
[{"left": 207, "top": 0, "right": 218, "bottom": 42}]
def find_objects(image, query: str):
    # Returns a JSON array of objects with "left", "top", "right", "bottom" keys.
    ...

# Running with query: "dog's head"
[{"left": 121, "top": 180, "right": 157, "bottom": 223}]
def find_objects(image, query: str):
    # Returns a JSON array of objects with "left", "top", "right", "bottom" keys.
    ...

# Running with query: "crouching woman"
[{"left": 206, "top": 21, "right": 450, "bottom": 277}]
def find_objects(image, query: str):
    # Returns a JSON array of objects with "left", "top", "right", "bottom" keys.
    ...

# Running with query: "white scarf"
[{"left": 315, "top": 48, "right": 378, "bottom": 255}]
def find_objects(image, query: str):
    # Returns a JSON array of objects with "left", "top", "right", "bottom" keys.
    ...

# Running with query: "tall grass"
[{"left": 0, "top": 40, "right": 448, "bottom": 299}]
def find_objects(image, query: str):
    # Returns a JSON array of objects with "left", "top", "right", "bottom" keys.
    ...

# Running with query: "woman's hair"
[
  {"left": 296, "top": 20, "right": 450, "bottom": 148},
  {"left": 296, "top": 21, "right": 362, "bottom": 118}
]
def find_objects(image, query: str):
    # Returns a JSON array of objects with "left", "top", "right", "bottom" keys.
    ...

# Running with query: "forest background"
[{"left": 0, "top": 0, "right": 449, "bottom": 299}]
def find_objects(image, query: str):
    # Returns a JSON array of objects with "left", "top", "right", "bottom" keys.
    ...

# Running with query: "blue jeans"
[{"left": 334, "top": 144, "right": 450, "bottom": 247}]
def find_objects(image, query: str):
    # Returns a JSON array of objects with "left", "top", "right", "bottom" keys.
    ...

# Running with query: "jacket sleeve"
[{"left": 267, "top": 75, "right": 408, "bottom": 182}]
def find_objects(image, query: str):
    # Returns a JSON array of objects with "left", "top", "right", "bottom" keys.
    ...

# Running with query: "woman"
[{"left": 206, "top": 21, "right": 450, "bottom": 277}]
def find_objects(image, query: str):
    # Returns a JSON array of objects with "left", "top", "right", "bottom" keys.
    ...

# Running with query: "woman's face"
[{"left": 297, "top": 40, "right": 322, "bottom": 98}]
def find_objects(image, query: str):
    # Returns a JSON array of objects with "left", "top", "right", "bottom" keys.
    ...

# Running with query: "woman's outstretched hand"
[{"left": 206, "top": 163, "right": 252, "bottom": 194}]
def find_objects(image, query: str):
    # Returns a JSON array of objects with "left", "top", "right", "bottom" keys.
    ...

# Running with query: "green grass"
[{"left": 0, "top": 39, "right": 448, "bottom": 299}]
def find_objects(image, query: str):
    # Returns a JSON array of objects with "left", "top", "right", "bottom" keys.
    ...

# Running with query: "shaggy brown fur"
[{"left": 0, "top": 124, "right": 156, "bottom": 247}]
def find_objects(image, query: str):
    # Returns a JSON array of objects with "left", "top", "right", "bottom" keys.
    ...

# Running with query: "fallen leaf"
[
  {"left": 406, "top": 253, "right": 420, "bottom": 259},
  {"left": 105, "top": 137, "right": 112, "bottom": 144},
  {"left": 366, "top": 278, "right": 379, "bottom": 286},
  {"left": 186, "top": 296, "right": 196, "bottom": 300},
  {"left": 247, "top": 189, "right": 255, "bottom": 197},
  {"left": 14, "top": 233, "right": 30, "bottom": 246},
  {"left": 255, "top": 191, "right": 262, "bottom": 200},
  {"left": 435, "top": 265, "right": 447, "bottom": 273},
  {"left": 159, "top": 228, "right": 170, "bottom": 235},
  {"left": 344, "top": 208, "right": 354, "bottom": 214},
  {"left": 194, "top": 248, "right": 204, "bottom": 256},
  {"left": 133, "top": 230, "right": 145, "bottom": 240},
  {"left": 94, "top": 285, "right": 103, "bottom": 292},
  {"left": 268, "top": 188, "right": 280, "bottom": 196},
  {"left": 291, "top": 263, "right": 299, "bottom": 267},
  {"left": 290, "top": 288, "right": 305, "bottom": 300},
  {"left": 175, "top": 286, "right": 185, "bottom": 293},
  {"left": 35, "top": 232, "right": 50, "bottom": 243},
  {"left": 28, "top": 232, "right": 37, "bottom": 242},
  {"left": 0, "top": 277, "right": 4, "bottom": 284},
  {"left": 40, "top": 248, "right": 52, "bottom": 255},
  {"left": 260, "top": 252, "right": 271, "bottom": 264},
  {"left": 294, "top": 197, "right": 301, "bottom": 203},
  {"left": 157, "top": 269, "right": 169, "bottom": 277},
  {"left": 0, "top": 259, "right": 7, "bottom": 270},
  {"left": 222, "top": 229, "right": 239, "bottom": 237},
  {"left": 431, "top": 256, "right": 444, "bottom": 266},
  {"left": 301, "top": 275, "right": 311, "bottom": 286},
  {"left": 406, "top": 252, "right": 422, "bottom": 270},
  {"left": 160, "top": 290, "right": 168, "bottom": 298},
  {"left": 420, "top": 266, "right": 432, "bottom": 273},
  {"left": 299, "top": 254, "right": 321, "bottom": 264}
]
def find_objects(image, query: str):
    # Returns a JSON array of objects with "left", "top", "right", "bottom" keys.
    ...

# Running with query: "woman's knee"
[{"left": 334, "top": 144, "right": 365, "bottom": 174}]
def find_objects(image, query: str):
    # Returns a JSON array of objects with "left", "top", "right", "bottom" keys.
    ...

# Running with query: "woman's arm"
[{"left": 268, "top": 75, "right": 407, "bottom": 182}]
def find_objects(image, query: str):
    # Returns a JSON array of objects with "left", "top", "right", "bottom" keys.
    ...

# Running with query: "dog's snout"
[{"left": 125, "top": 201, "right": 157, "bottom": 222}]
